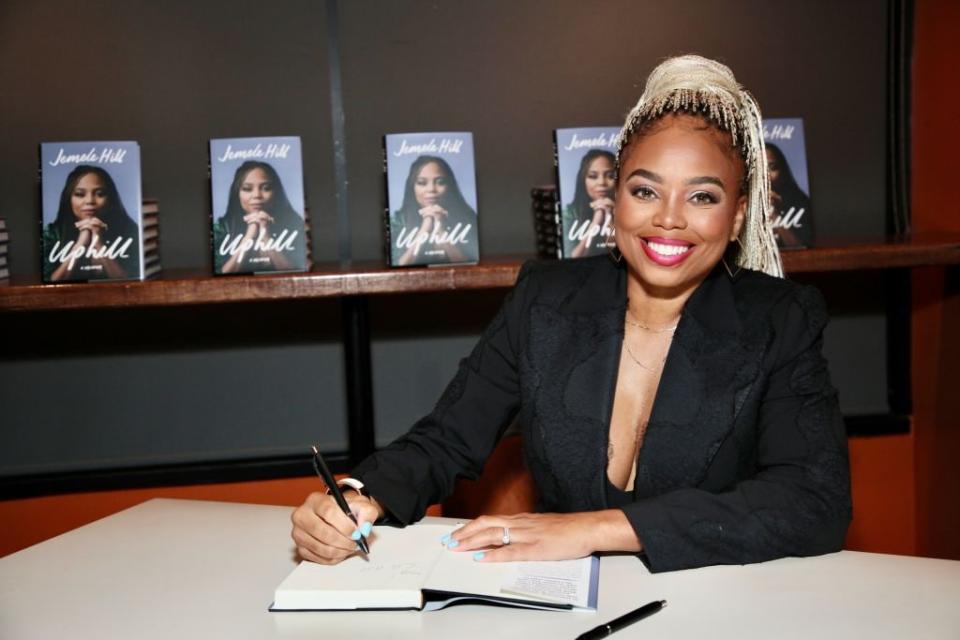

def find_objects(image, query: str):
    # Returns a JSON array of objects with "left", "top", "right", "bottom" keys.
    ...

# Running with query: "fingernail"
[
  {"left": 360, "top": 522, "right": 373, "bottom": 537},
  {"left": 440, "top": 534, "right": 451, "bottom": 545},
  {"left": 473, "top": 551, "right": 485, "bottom": 561},
  {"left": 351, "top": 530, "right": 361, "bottom": 541},
  {"left": 446, "top": 539, "right": 459, "bottom": 549}
]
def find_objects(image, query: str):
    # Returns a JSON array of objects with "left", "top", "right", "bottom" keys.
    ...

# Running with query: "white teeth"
[{"left": 647, "top": 241, "right": 691, "bottom": 256}]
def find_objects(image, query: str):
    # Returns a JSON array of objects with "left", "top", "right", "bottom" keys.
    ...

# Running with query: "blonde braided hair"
[{"left": 615, "top": 55, "right": 783, "bottom": 278}]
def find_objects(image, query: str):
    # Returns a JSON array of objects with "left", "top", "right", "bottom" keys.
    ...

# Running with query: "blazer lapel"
[
  {"left": 524, "top": 258, "right": 626, "bottom": 511},
  {"left": 634, "top": 267, "right": 769, "bottom": 498}
]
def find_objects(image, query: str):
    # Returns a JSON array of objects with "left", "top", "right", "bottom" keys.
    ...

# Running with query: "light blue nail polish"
[
  {"left": 440, "top": 534, "right": 451, "bottom": 545},
  {"left": 447, "top": 539, "right": 459, "bottom": 549},
  {"left": 473, "top": 551, "right": 485, "bottom": 561},
  {"left": 351, "top": 530, "right": 361, "bottom": 541},
  {"left": 360, "top": 522, "right": 373, "bottom": 537}
]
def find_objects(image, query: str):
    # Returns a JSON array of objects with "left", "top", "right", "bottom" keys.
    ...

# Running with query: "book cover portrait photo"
[
  {"left": 40, "top": 141, "right": 143, "bottom": 283},
  {"left": 762, "top": 118, "right": 814, "bottom": 249},
  {"left": 384, "top": 132, "right": 480, "bottom": 267},
  {"left": 210, "top": 136, "right": 308, "bottom": 275},
  {"left": 555, "top": 127, "right": 619, "bottom": 259}
]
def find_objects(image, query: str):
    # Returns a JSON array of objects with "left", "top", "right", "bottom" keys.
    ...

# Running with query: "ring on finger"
[{"left": 502, "top": 526, "right": 510, "bottom": 546}]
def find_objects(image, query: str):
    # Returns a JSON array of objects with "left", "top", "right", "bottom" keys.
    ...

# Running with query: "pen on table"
[
  {"left": 575, "top": 599, "right": 666, "bottom": 639},
  {"left": 311, "top": 445, "right": 370, "bottom": 555}
]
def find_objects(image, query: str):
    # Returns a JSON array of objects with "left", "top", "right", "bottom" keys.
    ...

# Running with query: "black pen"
[
  {"left": 575, "top": 600, "right": 666, "bottom": 639},
  {"left": 311, "top": 445, "right": 369, "bottom": 555}
]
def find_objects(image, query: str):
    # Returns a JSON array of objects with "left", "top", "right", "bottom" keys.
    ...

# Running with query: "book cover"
[
  {"left": 762, "top": 118, "right": 813, "bottom": 249},
  {"left": 554, "top": 127, "right": 619, "bottom": 259},
  {"left": 210, "top": 136, "right": 308, "bottom": 274},
  {"left": 40, "top": 141, "right": 143, "bottom": 282},
  {"left": 384, "top": 132, "right": 480, "bottom": 267}
]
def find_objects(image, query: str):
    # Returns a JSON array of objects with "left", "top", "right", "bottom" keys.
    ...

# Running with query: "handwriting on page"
[{"left": 358, "top": 562, "right": 427, "bottom": 578}]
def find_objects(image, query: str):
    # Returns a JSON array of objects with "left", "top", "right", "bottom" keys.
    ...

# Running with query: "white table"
[{"left": 1, "top": 498, "right": 958, "bottom": 639}]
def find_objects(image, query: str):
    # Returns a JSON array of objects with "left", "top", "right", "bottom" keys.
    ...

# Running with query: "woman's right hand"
[
  {"left": 418, "top": 204, "right": 448, "bottom": 231},
  {"left": 243, "top": 211, "right": 274, "bottom": 236},
  {"left": 291, "top": 491, "right": 385, "bottom": 565},
  {"left": 590, "top": 197, "right": 615, "bottom": 225}
]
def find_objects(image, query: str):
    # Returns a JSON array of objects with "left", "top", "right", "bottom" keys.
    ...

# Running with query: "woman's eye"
[
  {"left": 690, "top": 191, "right": 718, "bottom": 205},
  {"left": 631, "top": 186, "right": 656, "bottom": 200},
  {"left": 435, "top": 178, "right": 446, "bottom": 187}
]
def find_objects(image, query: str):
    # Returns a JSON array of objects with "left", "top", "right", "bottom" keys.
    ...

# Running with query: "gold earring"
[{"left": 723, "top": 236, "right": 743, "bottom": 278}]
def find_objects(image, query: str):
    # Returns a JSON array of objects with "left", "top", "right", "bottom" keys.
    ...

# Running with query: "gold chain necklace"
[
  {"left": 624, "top": 341, "right": 668, "bottom": 373},
  {"left": 624, "top": 312, "right": 679, "bottom": 333}
]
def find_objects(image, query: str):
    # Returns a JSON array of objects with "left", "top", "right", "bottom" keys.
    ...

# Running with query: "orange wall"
[
  {"left": 845, "top": 434, "right": 916, "bottom": 555},
  {"left": 910, "top": 0, "right": 960, "bottom": 560}
]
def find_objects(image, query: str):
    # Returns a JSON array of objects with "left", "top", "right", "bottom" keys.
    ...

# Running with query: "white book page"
[
  {"left": 272, "top": 523, "right": 452, "bottom": 610},
  {"left": 499, "top": 558, "right": 594, "bottom": 608},
  {"left": 424, "top": 547, "right": 595, "bottom": 609}
]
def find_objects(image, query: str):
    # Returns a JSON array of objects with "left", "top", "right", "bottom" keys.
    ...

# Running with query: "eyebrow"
[
  {"left": 624, "top": 168, "right": 663, "bottom": 183},
  {"left": 685, "top": 176, "right": 725, "bottom": 189},
  {"left": 624, "top": 168, "right": 725, "bottom": 190}
]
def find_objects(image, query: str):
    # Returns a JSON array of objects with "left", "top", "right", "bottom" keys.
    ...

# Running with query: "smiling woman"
[{"left": 291, "top": 55, "right": 852, "bottom": 573}]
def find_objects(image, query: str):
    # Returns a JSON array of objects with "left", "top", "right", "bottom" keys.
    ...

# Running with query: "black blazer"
[{"left": 354, "top": 255, "right": 852, "bottom": 572}]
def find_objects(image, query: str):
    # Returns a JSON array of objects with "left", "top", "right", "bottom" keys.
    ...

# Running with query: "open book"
[{"left": 270, "top": 522, "right": 599, "bottom": 611}]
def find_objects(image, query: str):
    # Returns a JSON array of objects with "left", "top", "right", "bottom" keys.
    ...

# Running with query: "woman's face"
[
  {"left": 413, "top": 161, "right": 448, "bottom": 207},
  {"left": 765, "top": 148, "right": 781, "bottom": 185},
  {"left": 239, "top": 167, "right": 275, "bottom": 213},
  {"left": 585, "top": 156, "right": 615, "bottom": 201},
  {"left": 615, "top": 114, "right": 746, "bottom": 296},
  {"left": 70, "top": 172, "right": 108, "bottom": 220}
]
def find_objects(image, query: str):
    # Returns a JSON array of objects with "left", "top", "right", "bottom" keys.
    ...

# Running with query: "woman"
[
  {"left": 293, "top": 55, "right": 851, "bottom": 573},
  {"left": 766, "top": 142, "right": 813, "bottom": 248},
  {"left": 563, "top": 149, "right": 617, "bottom": 258},
  {"left": 214, "top": 161, "right": 306, "bottom": 273},
  {"left": 391, "top": 155, "right": 479, "bottom": 266},
  {"left": 43, "top": 165, "right": 139, "bottom": 282}
]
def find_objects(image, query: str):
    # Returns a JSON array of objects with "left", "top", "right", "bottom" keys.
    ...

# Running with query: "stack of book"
[
  {"left": 0, "top": 217, "right": 9, "bottom": 283},
  {"left": 142, "top": 199, "right": 161, "bottom": 279},
  {"left": 303, "top": 208, "right": 314, "bottom": 271},
  {"left": 531, "top": 185, "right": 561, "bottom": 259}
]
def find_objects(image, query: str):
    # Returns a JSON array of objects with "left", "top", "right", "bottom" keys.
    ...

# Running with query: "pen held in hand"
[
  {"left": 311, "top": 445, "right": 370, "bottom": 555},
  {"left": 575, "top": 599, "right": 666, "bottom": 639}
]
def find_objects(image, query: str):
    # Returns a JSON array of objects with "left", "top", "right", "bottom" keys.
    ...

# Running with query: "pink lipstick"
[{"left": 640, "top": 236, "right": 694, "bottom": 267}]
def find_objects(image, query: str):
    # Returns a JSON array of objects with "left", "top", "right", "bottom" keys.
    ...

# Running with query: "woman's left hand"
[{"left": 444, "top": 510, "right": 640, "bottom": 562}]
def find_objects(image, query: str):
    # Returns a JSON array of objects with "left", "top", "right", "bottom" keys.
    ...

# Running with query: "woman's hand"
[
  {"left": 243, "top": 211, "right": 274, "bottom": 234},
  {"left": 75, "top": 217, "right": 108, "bottom": 246},
  {"left": 590, "top": 197, "right": 615, "bottom": 226},
  {"left": 419, "top": 204, "right": 448, "bottom": 232},
  {"left": 291, "top": 490, "right": 386, "bottom": 565},
  {"left": 444, "top": 510, "right": 642, "bottom": 562}
]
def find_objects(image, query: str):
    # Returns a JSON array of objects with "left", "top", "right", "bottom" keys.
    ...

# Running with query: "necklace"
[
  {"left": 624, "top": 341, "right": 668, "bottom": 373},
  {"left": 625, "top": 313, "right": 679, "bottom": 333}
]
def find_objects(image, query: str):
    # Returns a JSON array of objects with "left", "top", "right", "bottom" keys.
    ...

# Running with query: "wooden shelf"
[{"left": 2, "top": 233, "right": 959, "bottom": 312}]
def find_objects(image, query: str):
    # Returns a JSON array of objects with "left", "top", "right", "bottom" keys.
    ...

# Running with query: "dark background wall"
[{"left": 0, "top": 0, "right": 891, "bottom": 478}]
